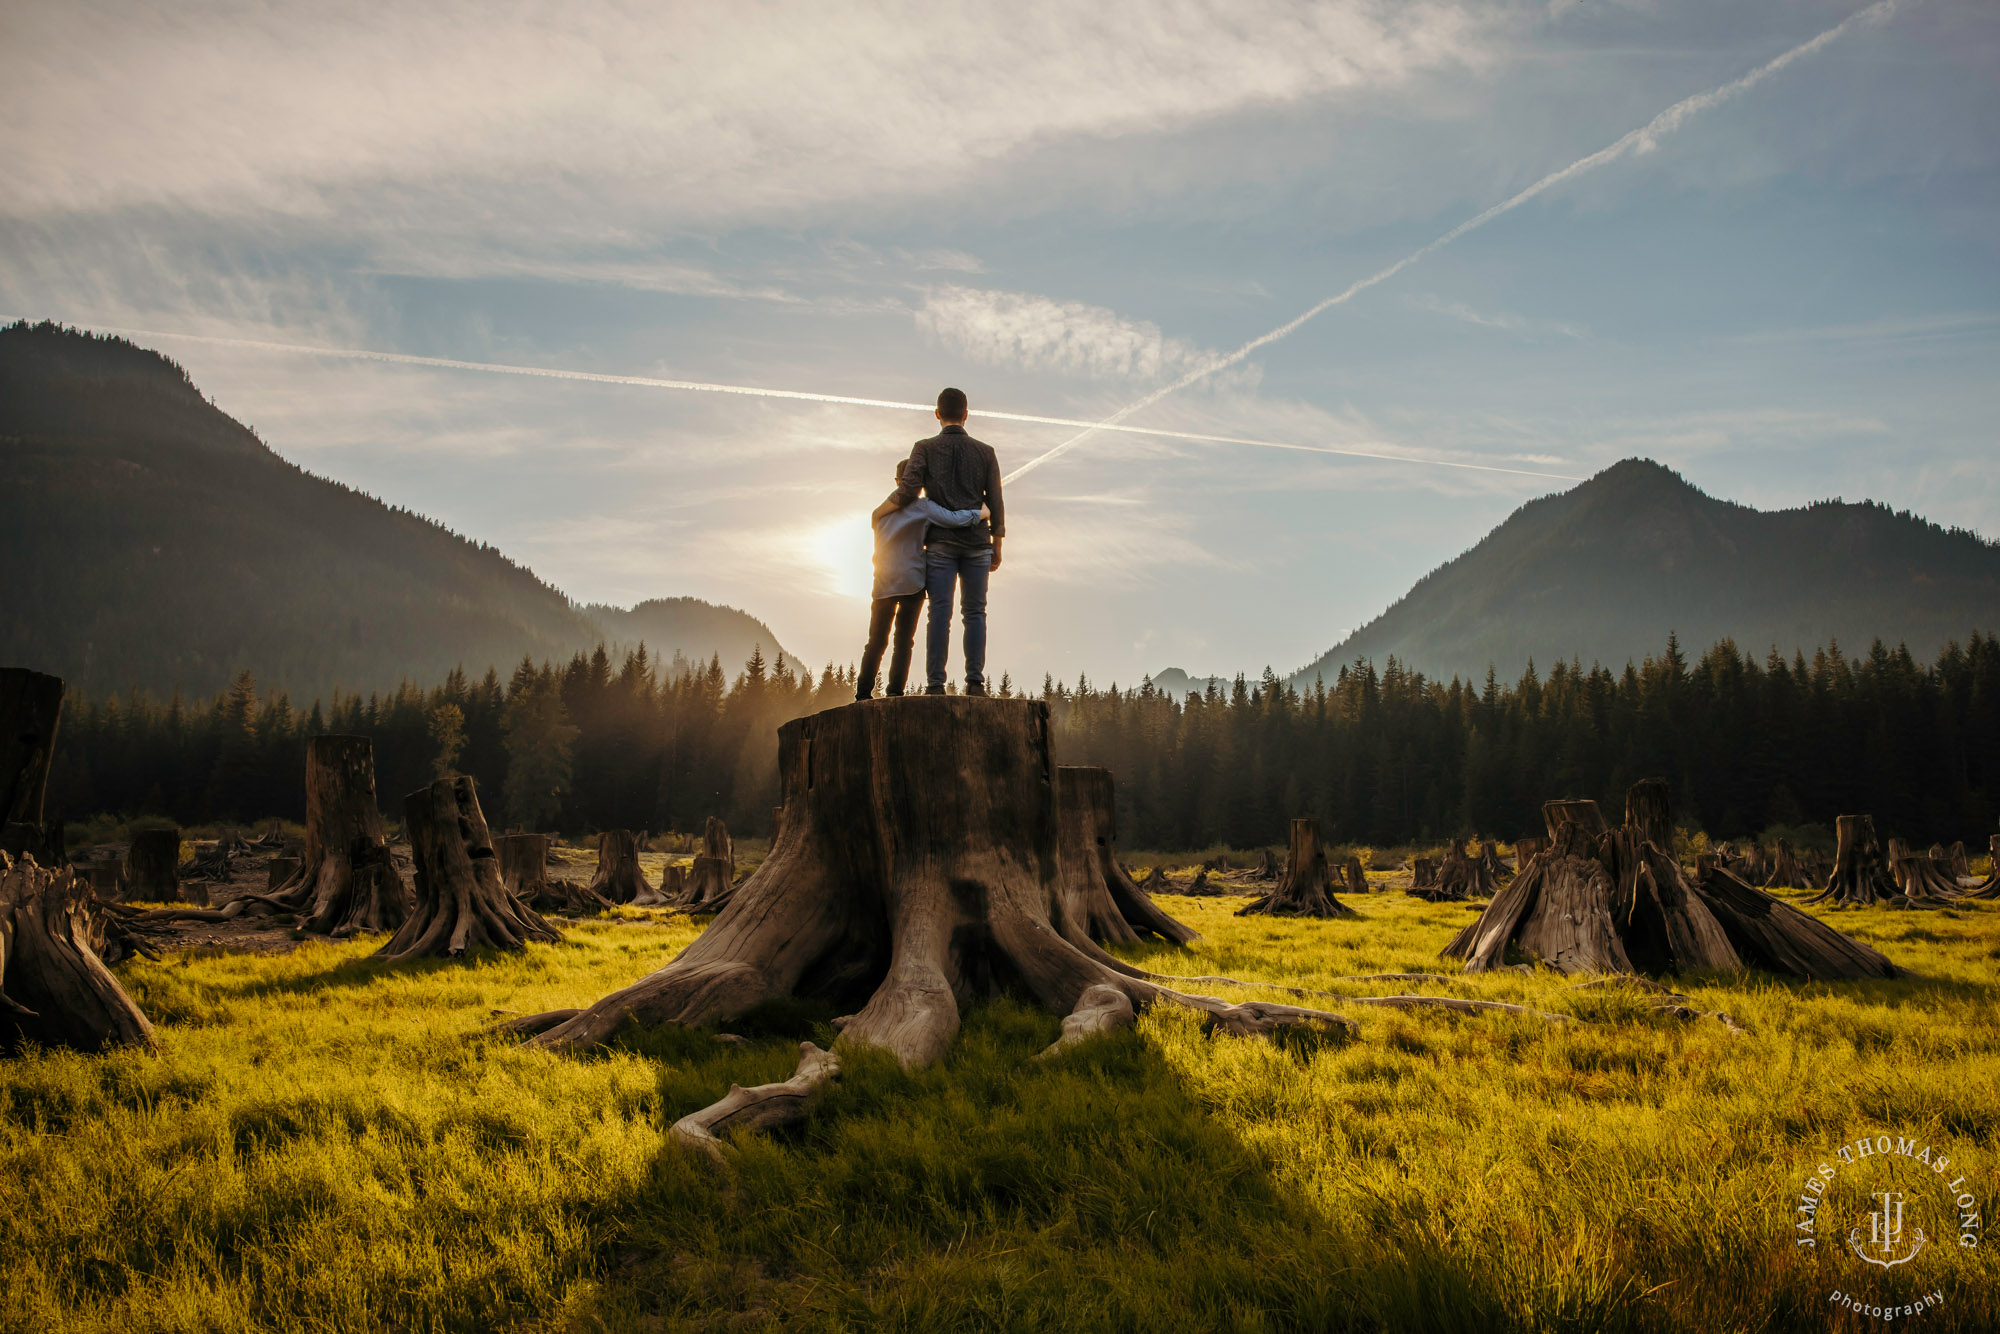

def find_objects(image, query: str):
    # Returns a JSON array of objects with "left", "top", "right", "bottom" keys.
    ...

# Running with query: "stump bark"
[
  {"left": 1962, "top": 836, "right": 2000, "bottom": 899},
  {"left": 1444, "top": 780, "right": 1895, "bottom": 980},
  {"left": 378, "top": 778, "right": 562, "bottom": 959},
  {"left": 682, "top": 817, "right": 736, "bottom": 909},
  {"left": 1890, "top": 841, "right": 1961, "bottom": 899},
  {"left": 0, "top": 669, "right": 65, "bottom": 865},
  {"left": 517, "top": 699, "right": 1360, "bottom": 1083},
  {"left": 1411, "top": 857, "right": 1439, "bottom": 891},
  {"left": 1052, "top": 767, "right": 1197, "bottom": 947},
  {"left": 1428, "top": 837, "right": 1497, "bottom": 901},
  {"left": 1339, "top": 856, "right": 1368, "bottom": 897},
  {"left": 1237, "top": 818, "right": 1358, "bottom": 919},
  {"left": 584, "top": 830, "right": 652, "bottom": 905},
  {"left": 213, "top": 736, "right": 410, "bottom": 933},
  {"left": 1762, "top": 837, "right": 1804, "bottom": 890},
  {"left": 1254, "top": 847, "right": 1279, "bottom": 881},
  {"left": 1806, "top": 815, "right": 1927, "bottom": 908},
  {"left": 1, "top": 857, "right": 154, "bottom": 1052},
  {"left": 266, "top": 856, "right": 301, "bottom": 890},
  {"left": 1513, "top": 838, "right": 1546, "bottom": 874},
  {"left": 124, "top": 829, "right": 182, "bottom": 902},
  {"left": 1945, "top": 841, "right": 1970, "bottom": 881}
]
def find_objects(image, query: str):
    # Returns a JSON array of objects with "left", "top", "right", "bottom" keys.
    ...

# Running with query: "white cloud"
[
  {"left": 916, "top": 284, "right": 1218, "bottom": 382},
  {"left": 1409, "top": 292, "right": 1588, "bottom": 339},
  {"left": 0, "top": 0, "right": 1484, "bottom": 235}
]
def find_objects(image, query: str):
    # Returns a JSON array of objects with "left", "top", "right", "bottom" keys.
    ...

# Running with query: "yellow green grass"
[{"left": 3, "top": 887, "right": 1998, "bottom": 1332}]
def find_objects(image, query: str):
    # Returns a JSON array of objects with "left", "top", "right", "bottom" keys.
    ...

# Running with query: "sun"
[{"left": 803, "top": 515, "right": 877, "bottom": 602}]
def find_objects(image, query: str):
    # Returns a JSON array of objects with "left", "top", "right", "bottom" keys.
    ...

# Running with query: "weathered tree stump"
[
  {"left": 1238, "top": 818, "right": 1357, "bottom": 919},
  {"left": 0, "top": 669, "right": 65, "bottom": 866},
  {"left": 497, "top": 832, "right": 613, "bottom": 913},
  {"left": 1338, "top": 856, "right": 1368, "bottom": 897},
  {"left": 1254, "top": 847, "right": 1279, "bottom": 881},
  {"left": 81, "top": 859, "right": 125, "bottom": 899},
  {"left": 1945, "top": 841, "right": 1970, "bottom": 881},
  {"left": 513, "top": 699, "right": 1362, "bottom": 1143},
  {"left": 1139, "top": 866, "right": 1170, "bottom": 895},
  {"left": 584, "top": 830, "right": 652, "bottom": 905},
  {"left": 1428, "top": 837, "right": 1497, "bottom": 901},
  {"left": 1806, "top": 815, "right": 1929, "bottom": 908},
  {"left": 1888, "top": 838, "right": 1961, "bottom": 900},
  {"left": 266, "top": 856, "right": 301, "bottom": 890},
  {"left": 124, "top": 829, "right": 182, "bottom": 903},
  {"left": 1445, "top": 779, "right": 1896, "bottom": 980},
  {"left": 1477, "top": 839, "right": 1505, "bottom": 879},
  {"left": 378, "top": 777, "right": 562, "bottom": 960},
  {"left": 1513, "top": 837, "right": 1546, "bottom": 874},
  {"left": 1052, "top": 767, "right": 1197, "bottom": 947},
  {"left": 682, "top": 817, "right": 736, "bottom": 910},
  {"left": 1183, "top": 868, "right": 1228, "bottom": 897},
  {"left": 1961, "top": 836, "right": 2000, "bottom": 899},
  {"left": 202, "top": 736, "right": 409, "bottom": 933},
  {"left": 1, "top": 857, "right": 154, "bottom": 1052},
  {"left": 1411, "top": 857, "right": 1439, "bottom": 891},
  {"left": 1762, "top": 837, "right": 1804, "bottom": 889}
]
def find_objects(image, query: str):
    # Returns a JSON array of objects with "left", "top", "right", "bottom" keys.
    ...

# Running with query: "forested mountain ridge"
[
  {"left": 1288, "top": 459, "right": 2000, "bottom": 688},
  {"left": 0, "top": 321, "right": 786, "bottom": 700}
]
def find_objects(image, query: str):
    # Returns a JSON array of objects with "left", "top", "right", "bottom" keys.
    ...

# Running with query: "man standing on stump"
[{"left": 888, "top": 387, "right": 1005, "bottom": 695}]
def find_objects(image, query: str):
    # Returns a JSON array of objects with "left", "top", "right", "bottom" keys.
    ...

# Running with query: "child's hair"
[{"left": 895, "top": 459, "right": 907, "bottom": 482}]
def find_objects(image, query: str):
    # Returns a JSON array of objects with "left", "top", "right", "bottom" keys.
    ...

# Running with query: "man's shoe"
[
  {"left": 855, "top": 692, "right": 873, "bottom": 701},
  {"left": 965, "top": 683, "right": 988, "bottom": 697},
  {"left": 924, "top": 685, "right": 947, "bottom": 695}
]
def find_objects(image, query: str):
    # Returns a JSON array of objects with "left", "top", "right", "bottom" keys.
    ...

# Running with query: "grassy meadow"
[{"left": 3, "top": 877, "right": 1998, "bottom": 1333}]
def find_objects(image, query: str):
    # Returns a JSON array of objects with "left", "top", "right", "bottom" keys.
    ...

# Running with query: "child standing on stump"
[{"left": 856, "top": 459, "right": 984, "bottom": 699}]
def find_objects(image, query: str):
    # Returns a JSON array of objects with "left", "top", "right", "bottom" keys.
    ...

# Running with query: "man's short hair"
[{"left": 936, "top": 387, "right": 968, "bottom": 422}]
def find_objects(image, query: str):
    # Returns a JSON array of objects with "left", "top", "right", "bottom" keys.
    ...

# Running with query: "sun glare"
[{"left": 805, "top": 516, "right": 876, "bottom": 602}]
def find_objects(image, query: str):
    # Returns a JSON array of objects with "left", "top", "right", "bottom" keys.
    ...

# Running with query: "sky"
[{"left": 3, "top": 0, "right": 1995, "bottom": 688}]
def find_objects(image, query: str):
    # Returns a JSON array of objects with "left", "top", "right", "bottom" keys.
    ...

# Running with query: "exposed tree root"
[
  {"left": 671, "top": 1041, "right": 842, "bottom": 1165},
  {"left": 1, "top": 857, "right": 154, "bottom": 1052},
  {"left": 1036, "top": 983, "right": 1137, "bottom": 1059}
]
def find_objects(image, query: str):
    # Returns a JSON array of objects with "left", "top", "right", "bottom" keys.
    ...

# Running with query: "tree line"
[{"left": 44, "top": 631, "right": 2000, "bottom": 851}]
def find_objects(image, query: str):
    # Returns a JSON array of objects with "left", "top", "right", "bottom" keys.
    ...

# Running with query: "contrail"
[
  {"left": 19, "top": 318, "right": 1582, "bottom": 482},
  {"left": 1001, "top": 0, "right": 1910, "bottom": 486}
]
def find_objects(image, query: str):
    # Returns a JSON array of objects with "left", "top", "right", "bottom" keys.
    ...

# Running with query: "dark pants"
[
  {"left": 857, "top": 591, "right": 924, "bottom": 698},
  {"left": 925, "top": 547, "right": 991, "bottom": 690}
]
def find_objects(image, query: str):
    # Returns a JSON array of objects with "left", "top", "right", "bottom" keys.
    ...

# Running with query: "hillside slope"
[
  {"left": 0, "top": 321, "right": 785, "bottom": 700},
  {"left": 1289, "top": 458, "right": 2000, "bottom": 685}
]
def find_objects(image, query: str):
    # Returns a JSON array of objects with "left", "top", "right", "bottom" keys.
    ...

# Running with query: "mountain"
[
  {"left": 1287, "top": 458, "right": 2000, "bottom": 686},
  {"left": 1141, "top": 668, "right": 1226, "bottom": 699},
  {"left": 0, "top": 321, "right": 786, "bottom": 701},
  {"left": 585, "top": 597, "right": 790, "bottom": 675}
]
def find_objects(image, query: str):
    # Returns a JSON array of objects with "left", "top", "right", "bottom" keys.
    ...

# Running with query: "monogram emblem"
[{"left": 1848, "top": 1190, "right": 1926, "bottom": 1269}]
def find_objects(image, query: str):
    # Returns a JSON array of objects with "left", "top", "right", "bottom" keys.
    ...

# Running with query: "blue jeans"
[{"left": 924, "top": 547, "right": 991, "bottom": 690}]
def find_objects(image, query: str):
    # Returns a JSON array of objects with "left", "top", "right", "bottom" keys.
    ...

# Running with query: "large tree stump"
[
  {"left": 378, "top": 778, "right": 562, "bottom": 959},
  {"left": 1411, "top": 857, "right": 1439, "bottom": 891},
  {"left": 585, "top": 830, "right": 652, "bottom": 905},
  {"left": 515, "top": 699, "right": 1361, "bottom": 1084},
  {"left": 1513, "top": 837, "right": 1546, "bottom": 874},
  {"left": 266, "top": 857, "right": 301, "bottom": 890},
  {"left": 124, "top": 829, "right": 182, "bottom": 903},
  {"left": 1237, "top": 818, "right": 1357, "bottom": 919},
  {"left": 1962, "top": 836, "right": 2000, "bottom": 899},
  {"left": 1428, "top": 837, "right": 1497, "bottom": 901},
  {"left": 497, "top": 832, "right": 613, "bottom": 913},
  {"left": 1762, "top": 837, "right": 1804, "bottom": 889},
  {"left": 1806, "top": 815, "right": 1926, "bottom": 908},
  {"left": 1445, "top": 780, "right": 1895, "bottom": 980},
  {"left": 1338, "top": 855, "right": 1368, "bottom": 897},
  {"left": 1888, "top": 838, "right": 1961, "bottom": 900},
  {"left": 1254, "top": 847, "right": 1279, "bottom": 881},
  {"left": 0, "top": 669, "right": 65, "bottom": 865},
  {"left": 1052, "top": 767, "right": 1197, "bottom": 947},
  {"left": 208, "top": 736, "right": 409, "bottom": 934},
  {"left": 1944, "top": 841, "right": 1970, "bottom": 881},
  {"left": 682, "top": 817, "right": 736, "bottom": 909},
  {"left": 1, "top": 857, "right": 154, "bottom": 1052}
]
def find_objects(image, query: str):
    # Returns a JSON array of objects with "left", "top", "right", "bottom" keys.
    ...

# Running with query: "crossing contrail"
[
  {"left": 1001, "top": 0, "right": 1912, "bottom": 486},
  {"left": 23, "top": 319, "right": 1583, "bottom": 482}
]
